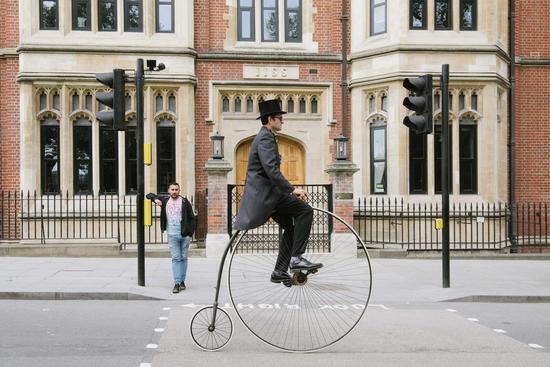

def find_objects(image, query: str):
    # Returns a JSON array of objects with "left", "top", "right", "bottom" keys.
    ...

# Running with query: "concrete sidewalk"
[{"left": 1, "top": 256, "right": 550, "bottom": 303}]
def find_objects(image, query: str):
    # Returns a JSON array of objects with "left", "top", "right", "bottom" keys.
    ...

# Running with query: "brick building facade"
[
  {"left": 0, "top": 0, "right": 20, "bottom": 192},
  {"left": 0, "top": 1, "right": 549, "bottom": 246},
  {"left": 514, "top": 0, "right": 550, "bottom": 203}
]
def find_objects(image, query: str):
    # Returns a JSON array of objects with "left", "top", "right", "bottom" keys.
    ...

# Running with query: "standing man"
[
  {"left": 147, "top": 183, "right": 196, "bottom": 293},
  {"left": 233, "top": 99, "right": 322, "bottom": 287}
]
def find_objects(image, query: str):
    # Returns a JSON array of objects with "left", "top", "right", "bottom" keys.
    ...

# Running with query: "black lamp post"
[
  {"left": 211, "top": 132, "right": 225, "bottom": 159},
  {"left": 334, "top": 135, "right": 349, "bottom": 160}
]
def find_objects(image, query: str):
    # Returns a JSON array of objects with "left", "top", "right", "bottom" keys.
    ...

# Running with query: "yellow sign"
[
  {"left": 144, "top": 199, "right": 152, "bottom": 226},
  {"left": 144, "top": 144, "right": 152, "bottom": 165},
  {"left": 435, "top": 218, "right": 443, "bottom": 230}
]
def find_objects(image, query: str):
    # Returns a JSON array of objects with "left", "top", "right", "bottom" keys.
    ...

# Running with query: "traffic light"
[
  {"left": 95, "top": 69, "right": 126, "bottom": 131},
  {"left": 402, "top": 74, "right": 433, "bottom": 134}
]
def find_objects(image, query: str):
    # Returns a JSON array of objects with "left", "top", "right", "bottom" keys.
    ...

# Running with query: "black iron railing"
[
  {"left": 227, "top": 184, "right": 333, "bottom": 253},
  {"left": 0, "top": 190, "right": 207, "bottom": 245},
  {"left": 354, "top": 198, "right": 550, "bottom": 250}
]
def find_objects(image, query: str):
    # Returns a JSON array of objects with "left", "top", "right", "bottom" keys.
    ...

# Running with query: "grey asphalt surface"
[{"left": 0, "top": 256, "right": 549, "bottom": 366}]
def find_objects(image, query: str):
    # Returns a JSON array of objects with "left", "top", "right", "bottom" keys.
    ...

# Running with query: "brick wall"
[
  {"left": 195, "top": 61, "right": 343, "bottom": 193},
  {"left": 0, "top": 0, "right": 20, "bottom": 192},
  {"left": 515, "top": 0, "right": 550, "bottom": 59},
  {"left": 514, "top": 0, "right": 550, "bottom": 203},
  {"left": 514, "top": 67, "right": 550, "bottom": 203}
]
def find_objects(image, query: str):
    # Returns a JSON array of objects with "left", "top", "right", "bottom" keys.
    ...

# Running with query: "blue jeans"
[{"left": 168, "top": 234, "right": 191, "bottom": 284}]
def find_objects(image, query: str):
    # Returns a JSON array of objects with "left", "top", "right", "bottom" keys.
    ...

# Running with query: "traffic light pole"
[
  {"left": 136, "top": 59, "right": 145, "bottom": 286},
  {"left": 441, "top": 64, "right": 450, "bottom": 288}
]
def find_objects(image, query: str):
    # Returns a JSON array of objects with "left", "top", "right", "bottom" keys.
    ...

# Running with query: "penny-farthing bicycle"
[{"left": 189, "top": 207, "right": 372, "bottom": 352}]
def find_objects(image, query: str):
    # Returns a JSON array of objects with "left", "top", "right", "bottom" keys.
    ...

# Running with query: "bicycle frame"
[{"left": 208, "top": 230, "right": 245, "bottom": 330}]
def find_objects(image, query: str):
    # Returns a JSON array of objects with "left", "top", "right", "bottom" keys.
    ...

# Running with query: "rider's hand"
[
  {"left": 292, "top": 188, "right": 308, "bottom": 200},
  {"left": 154, "top": 199, "right": 162, "bottom": 207}
]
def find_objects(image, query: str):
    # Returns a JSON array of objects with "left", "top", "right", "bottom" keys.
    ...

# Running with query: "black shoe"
[
  {"left": 172, "top": 284, "right": 180, "bottom": 294},
  {"left": 179, "top": 281, "right": 186, "bottom": 291},
  {"left": 270, "top": 270, "right": 292, "bottom": 287},
  {"left": 289, "top": 256, "right": 323, "bottom": 272}
]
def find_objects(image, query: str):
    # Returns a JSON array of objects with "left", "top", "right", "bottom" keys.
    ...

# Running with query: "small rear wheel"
[{"left": 190, "top": 306, "right": 233, "bottom": 351}]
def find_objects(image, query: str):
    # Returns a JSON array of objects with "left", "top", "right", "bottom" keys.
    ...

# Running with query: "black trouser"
[{"left": 270, "top": 194, "right": 313, "bottom": 271}]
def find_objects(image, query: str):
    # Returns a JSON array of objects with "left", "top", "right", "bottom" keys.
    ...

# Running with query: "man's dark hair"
[
  {"left": 168, "top": 182, "right": 180, "bottom": 188},
  {"left": 261, "top": 115, "right": 270, "bottom": 124}
]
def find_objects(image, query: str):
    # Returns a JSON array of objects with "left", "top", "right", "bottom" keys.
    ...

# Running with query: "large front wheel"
[{"left": 228, "top": 207, "right": 373, "bottom": 352}]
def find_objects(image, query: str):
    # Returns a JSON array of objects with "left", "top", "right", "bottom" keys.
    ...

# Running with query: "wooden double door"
[{"left": 236, "top": 136, "right": 305, "bottom": 186}]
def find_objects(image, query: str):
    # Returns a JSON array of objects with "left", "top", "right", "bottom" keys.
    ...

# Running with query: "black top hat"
[{"left": 257, "top": 99, "right": 287, "bottom": 119}]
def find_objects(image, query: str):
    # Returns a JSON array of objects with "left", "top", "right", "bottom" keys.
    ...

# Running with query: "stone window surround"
[
  {"left": 31, "top": 85, "right": 182, "bottom": 197},
  {"left": 226, "top": 0, "right": 317, "bottom": 53},
  {"left": 206, "top": 81, "right": 336, "bottom": 127},
  {"left": 30, "top": 0, "right": 179, "bottom": 36}
]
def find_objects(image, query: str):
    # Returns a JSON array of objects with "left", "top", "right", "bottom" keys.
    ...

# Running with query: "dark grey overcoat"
[{"left": 233, "top": 126, "right": 295, "bottom": 230}]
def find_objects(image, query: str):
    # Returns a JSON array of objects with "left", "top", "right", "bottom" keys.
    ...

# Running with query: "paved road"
[{"left": 0, "top": 300, "right": 166, "bottom": 367}]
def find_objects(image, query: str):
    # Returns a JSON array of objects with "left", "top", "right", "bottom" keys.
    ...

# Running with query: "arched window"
[
  {"left": 156, "top": 94, "right": 163, "bottom": 113},
  {"left": 157, "top": 118, "right": 176, "bottom": 193},
  {"left": 368, "top": 95, "right": 375, "bottom": 113},
  {"left": 311, "top": 96, "right": 318, "bottom": 114},
  {"left": 73, "top": 118, "right": 93, "bottom": 194},
  {"left": 246, "top": 96, "right": 254, "bottom": 112},
  {"left": 434, "top": 119, "right": 453, "bottom": 194},
  {"left": 370, "top": 117, "right": 387, "bottom": 194},
  {"left": 222, "top": 96, "right": 230, "bottom": 112},
  {"left": 287, "top": 97, "right": 294, "bottom": 113},
  {"left": 85, "top": 92, "right": 93, "bottom": 111},
  {"left": 471, "top": 92, "right": 478, "bottom": 111},
  {"left": 41, "top": 117, "right": 60, "bottom": 194},
  {"left": 125, "top": 118, "right": 137, "bottom": 194},
  {"left": 39, "top": 91, "right": 47, "bottom": 111},
  {"left": 52, "top": 91, "right": 60, "bottom": 111},
  {"left": 459, "top": 92, "right": 465, "bottom": 110},
  {"left": 235, "top": 96, "right": 242, "bottom": 112},
  {"left": 71, "top": 93, "right": 80, "bottom": 112},
  {"left": 459, "top": 117, "right": 477, "bottom": 194},
  {"left": 409, "top": 130, "right": 427, "bottom": 194},
  {"left": 299, "top": 97, "right": 306, "bottom": 113},
  {"left": 168, "top": 94, "right": 176, "bottom": 112},
  {"left": 125, "top": 93, "right": 132, "bottom": 112},
  {"left": 381, "top": 95, "right": 388, "bottom": 111},
  {"left": 99, "top": 125, "right": 118, "bottom": 194}
]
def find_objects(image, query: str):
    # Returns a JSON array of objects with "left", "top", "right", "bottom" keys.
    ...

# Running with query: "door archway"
[{"left": 236, "top": 136, "right": 305, "bottom": 186}]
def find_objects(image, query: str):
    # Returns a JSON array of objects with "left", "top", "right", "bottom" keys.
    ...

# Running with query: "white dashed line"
[
  {"left": 467, "top": 318, "right": 479, "bottom": 322},
  {"left": 446, "top": 308, "right": 457, "bottom": 313},
  {"left": 154, "top": 328, "right": 165, "bottom": 333},
  {"left": 493, "top": 329, "right": 507, "bottom": 334},
  {"left": 528, "top": 344, "right": 544, "bottom": 349},
  {"left": 146, "top": 344, "right": 158, "bottom": 349},
  {"left": 139, "top": 363, "right": 152, "bottom": 367},
  {"left": 42, "top": 308, "right": 50, "bottom": 312},
  {"left": 369, "top": 304, "right": 390, "bottom": 310},
  {"left": 162, "top": 307, "right": 171, "bottom": 311},
  {"left": 159, "top": 316, "right": 168, "bottom": 321}
]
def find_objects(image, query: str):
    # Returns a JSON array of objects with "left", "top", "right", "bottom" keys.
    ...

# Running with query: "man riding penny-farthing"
[{"left": 190, "top": 100, "right": 372, "bottom": 352}]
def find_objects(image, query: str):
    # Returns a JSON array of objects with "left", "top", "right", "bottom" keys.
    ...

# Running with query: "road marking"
[
  {"left": 154, "top": 328, "right": 165, "bottom": 333},
  {"left": 162, "top": 307, "right": 171, "bottom": 311},
  {"left": 139, "top": 363, "right": 152, "bottom": 367},
  {"left": 42, "top": 308, "right": 50, "bottom": 312},
  {"left": 159, "top": 316, "right": 168, "bottom": 321},
  {"left": 370, "top": 304, "right": 390, "bottom": 310},
  {"left": 467, "top": 318, "right": 479, "bottom": 322},
  {"left": 528, "top": 344, "right": 544, "bottom": 349},
  {"left": 446, "top": 308, "right": 457, "bottom": 313},
  {"left": 494, "top": 329, "right": 507, "bottom": 334},
  {"left": 146, "top": 344, "right": 158, "bottom": 349}
]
